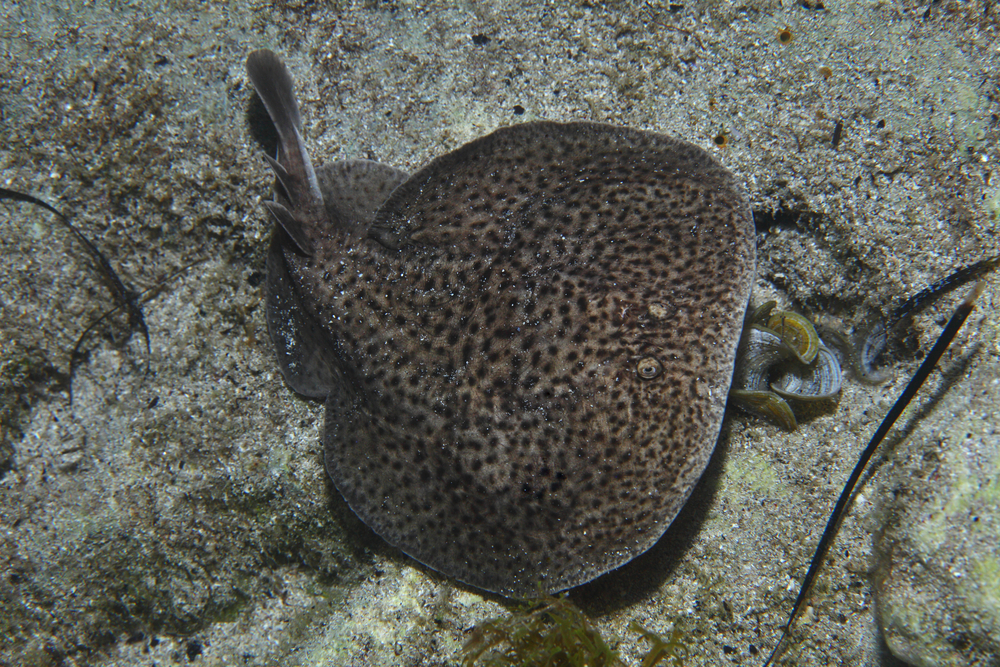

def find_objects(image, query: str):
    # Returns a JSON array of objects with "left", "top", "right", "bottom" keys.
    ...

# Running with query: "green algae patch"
[
  {"left": 914, "top": 438, "right": 999, "bottom": 557},
  {"left": 725, "top": 450, "right": 781, "bottom": 496},
  {"left": 462, "top": 596, "right": 620, "bottom": 667},
  {"left": 983, "top": 186, "right": 1000, "bottom": 228},
  {"left": 462, "top": 596, "right": 686, "bottom": 667},
  {"left": 970, "top": 556, "right": 1000, "bottom": 618}
]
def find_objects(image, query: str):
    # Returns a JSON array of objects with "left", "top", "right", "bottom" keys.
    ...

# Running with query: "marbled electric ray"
[{"left": 247, "top": 49, "right": 755, "bottom": 598}]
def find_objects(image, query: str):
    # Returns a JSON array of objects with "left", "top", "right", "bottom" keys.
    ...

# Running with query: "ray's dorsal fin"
[{"left": 246, "top": 49, "right": 330, "bottom": 255}]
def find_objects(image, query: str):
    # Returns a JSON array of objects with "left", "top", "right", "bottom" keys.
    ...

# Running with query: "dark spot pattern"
[{"left": 271, "top": 120, "right": 754, "bottom": 597}]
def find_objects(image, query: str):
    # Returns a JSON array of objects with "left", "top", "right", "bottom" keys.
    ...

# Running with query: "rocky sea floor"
[{"left": 1, "top": 1, "right": 999, "bottom": 665}]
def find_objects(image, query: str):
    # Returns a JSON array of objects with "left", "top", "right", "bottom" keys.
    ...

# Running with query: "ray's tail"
[{"left": 246, "top": 48, "right": 328, "bottom": 254}]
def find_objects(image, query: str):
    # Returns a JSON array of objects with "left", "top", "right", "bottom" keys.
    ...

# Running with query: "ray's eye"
[{"left": 637, "top": 357, "right": 661, "bottom": 380}]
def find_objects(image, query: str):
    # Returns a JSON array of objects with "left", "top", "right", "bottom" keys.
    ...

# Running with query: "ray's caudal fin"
[
  {"left": 246, "top": 49, "right": 328, "bottom": 255},
  {"left": 763, "top": 259, "right": 997, "bottom": 667},
  {"left": 0, "top": 187, "right": 150, "bottom": 401}
]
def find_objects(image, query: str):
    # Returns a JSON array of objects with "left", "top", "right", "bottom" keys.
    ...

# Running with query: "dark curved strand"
[
  {"left": 764, "top": 279, "right": 987, "bottom": 667},
  {"left": 0, "top": 187, "right": 150, "bottom": 400},
  {"left": 856, "top": 255, "right": 998, "bottom": 383},
  {"left": 890, "top": 255, "right": 998, "bottom": 326}
]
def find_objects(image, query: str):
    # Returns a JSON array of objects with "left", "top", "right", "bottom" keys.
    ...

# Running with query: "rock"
[{"left": 873, "top": 317, "right": 1000, "bottom": 667}]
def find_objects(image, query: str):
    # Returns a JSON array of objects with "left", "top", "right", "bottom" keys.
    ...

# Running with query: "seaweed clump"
[{"left": 462, "top": 595, "right": 686, "bottom": 667}]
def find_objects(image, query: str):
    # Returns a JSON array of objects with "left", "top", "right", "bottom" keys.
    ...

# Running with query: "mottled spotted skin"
[{"left": 249, "top": 50, "right": 755, "bottom": 597}]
